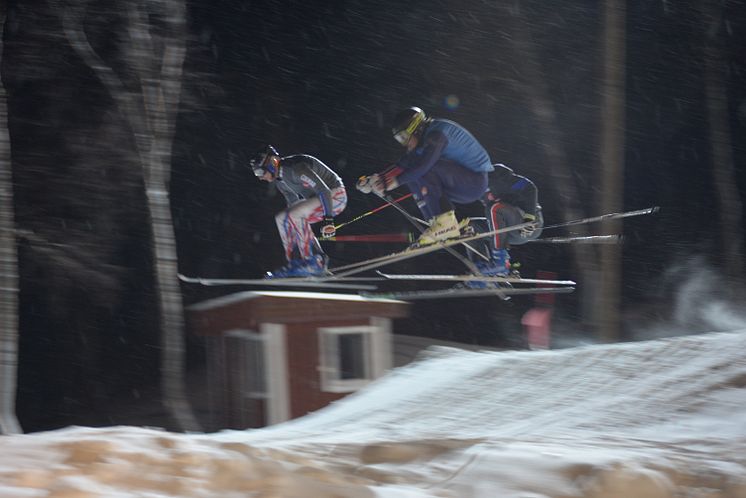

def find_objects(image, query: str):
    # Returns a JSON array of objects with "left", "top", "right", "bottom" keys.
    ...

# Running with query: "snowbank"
[{"left": 1, "top": 330, "right": 746, "bottom": 497}]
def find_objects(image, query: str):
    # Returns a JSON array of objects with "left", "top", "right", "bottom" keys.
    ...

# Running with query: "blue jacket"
[{"left": 391, "top": 119, "right": 493, "bottom": 185}]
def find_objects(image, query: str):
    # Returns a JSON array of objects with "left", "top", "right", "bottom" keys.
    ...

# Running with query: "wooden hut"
[{"left": 188, "top": 290, "right": 410, "bottom": 430}]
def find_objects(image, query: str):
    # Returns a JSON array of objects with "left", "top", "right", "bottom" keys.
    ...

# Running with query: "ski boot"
[
  {"left": 465, "top": 248, "right": 511, "bottom": 289},
  {"left": 265, "top": 254, "right": 329, "bottom": 279},
  {"left": 414, "top": 210, "right": 461, "bottom": 247}
]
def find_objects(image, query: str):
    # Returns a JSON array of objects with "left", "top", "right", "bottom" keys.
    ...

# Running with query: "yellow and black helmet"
[{"left": 391, "top": 106, "right": 427, "bottom": 146}]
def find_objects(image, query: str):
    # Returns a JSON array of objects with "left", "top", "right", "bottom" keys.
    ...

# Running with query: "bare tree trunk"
[
  {"left": 702, "top": 0, "right": 743, "bottom": 280},
  {"left": 132, "top": 2, "right": 200, "bottom": 432},
  {"left": 0, "top": 6, "right": 23, "bottom": 435},
  {"left": 506, "top": 17, "right": 596, "bottom": 270},
  {"left": 501, "top": 4, "right": 601, "bottom": 333},
  {"left": 62, "top": 0, "right": 200, "bottom": 431},
  {"left": 597, "top": 0, "right": 626, "bottom": 342}
]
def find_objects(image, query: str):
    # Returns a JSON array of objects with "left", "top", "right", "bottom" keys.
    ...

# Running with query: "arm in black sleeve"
[
  {"left": 511, "top": 175, "right": 539, "bottom": 216},
  {"left": 488, "top": 163, "right": 539, "bottom": 215}
]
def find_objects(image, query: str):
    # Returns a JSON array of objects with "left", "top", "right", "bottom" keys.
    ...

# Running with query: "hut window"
[{"left": 318, "top": 325, "right": 379, "bottom": 392}]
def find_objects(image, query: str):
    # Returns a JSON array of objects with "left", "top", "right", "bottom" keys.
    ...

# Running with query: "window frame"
[{"left": 318, "top": 325, "right": 379, "bottom": 393}]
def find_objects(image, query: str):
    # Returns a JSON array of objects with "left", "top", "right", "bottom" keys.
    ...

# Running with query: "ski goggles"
[
  {"left": 252, "top": 164, "right": 266, "bottom": 178},
  {"left": 250, "top": 154, "right": 275, "bottom": 177},
  {"left": 393, "top": 112, "right": 425, "bottom": 146},
  {"left": 393, "top": 129, "right": 411, "bottom": 146}
]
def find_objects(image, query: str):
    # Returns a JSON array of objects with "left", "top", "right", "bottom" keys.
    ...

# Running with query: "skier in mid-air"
[
  {"left": 356, "top": 106, "right": 542, "bottom": 276},
  {"left": 250, "top": 145, "right": 347, "bottom": 278}
]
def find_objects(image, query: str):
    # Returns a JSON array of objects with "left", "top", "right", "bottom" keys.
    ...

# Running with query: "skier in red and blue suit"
[{"left": 250, "top": 145, "right": 347, "bottom": 278}]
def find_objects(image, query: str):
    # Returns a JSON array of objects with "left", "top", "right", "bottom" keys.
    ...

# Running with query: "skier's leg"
[
  {"left": 267, "top": 208, "right": 301, "bottom": 278},
  {"left": 271, "top": 189, "right": 347, "bottom": 277},
  {"left": 478, "top": 201, "right": 525, "bottom": 276},
  {"left": 301, "top": 187, "right": 348, "bottom": 258},
  {"left": 283, "top": 197, "right": 326, "bottom": 259},
  {"left": 409, "top": 161, "right": 487, "bottom": 219},
  {"left": 269, "top": 198, "right": 325, "bottom": 278},
  {"left": 407, "top": 175, "right": 443, "bottom": 221},
  {"left": 304, "top": 187, "right": 348, "bottom": 223},
  {"left": 275, "top": 208, "right": 298, "bottom": 262},
  {"left": 408, "top": 162, "right": 487, "bottom": 245},
  {"left": 464, "top": 217, "right": 492, "bottom": 264},
  {"left": 486, "top": 202, "right": 523, "bottom": 251},
  {"left": 436, "top": 161, "right": 489, "bottom": 205}
]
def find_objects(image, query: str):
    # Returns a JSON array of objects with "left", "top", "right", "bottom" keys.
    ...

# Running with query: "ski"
[
  {"left": 324, "top": 233, "right": 622, "bottom": 245},
  {"left": 376, "top": 193, "right": 490, "bottom": 269},
  {"left": 330, "top": 206, "right": 658, "bottom": 278},
  {"left": 526, "top": 234, "right": 623, "bottom": 245},
  {"left": 321, "top": 233, "right": 415, "bottom": 243},
  {"left": 177, "top": 273, "right": 381, "bottom": 290},
  {"left": 376, "top": 271, "right": 576, "bottom": 286},
  {"left": 329, "top": 221, "right": 534, "bottom": 276},
  {"left": 362, "top": 286, "right": 576, "bottom": 301}
]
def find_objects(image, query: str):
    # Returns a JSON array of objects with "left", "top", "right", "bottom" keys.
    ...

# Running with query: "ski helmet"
[
  {"left": 391, "top": 106, "right": 427, "bottom": 145},
  {"left": 249, "top": 145, "right": 279, "bottom": 177}
]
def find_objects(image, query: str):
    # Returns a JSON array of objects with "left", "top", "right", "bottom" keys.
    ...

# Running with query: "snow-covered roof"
[{"left": 187, "top": 290, "right": 405, "bottom": 312}]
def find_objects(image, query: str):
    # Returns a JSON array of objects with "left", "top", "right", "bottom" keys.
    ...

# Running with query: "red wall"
[{"left": 284, "top": 319, "right": 363, "bottom": 419}]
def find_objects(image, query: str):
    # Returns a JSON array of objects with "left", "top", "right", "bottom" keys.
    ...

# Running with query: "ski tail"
[{"left": 362, "top": 286, "right": 575, "bottom": 301}]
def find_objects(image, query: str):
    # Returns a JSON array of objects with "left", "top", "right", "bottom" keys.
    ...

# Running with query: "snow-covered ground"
[{"left": 2, "top": 328, "right": 746, "bottom": 497}]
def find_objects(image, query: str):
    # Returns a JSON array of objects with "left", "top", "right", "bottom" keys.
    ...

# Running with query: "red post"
[{"left": 521, "top": 271, "right": 556, "bottom": 350}]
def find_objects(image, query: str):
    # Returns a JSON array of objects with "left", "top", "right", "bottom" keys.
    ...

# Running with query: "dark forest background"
[{"left": 2, "top": 0, "right": 745, "bottom": 432}]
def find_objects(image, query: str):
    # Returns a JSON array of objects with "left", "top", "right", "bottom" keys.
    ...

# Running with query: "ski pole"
[
  {"left": 526, "top": 234, "right": 624, "bottom": 244},
  {"left": 376, "top": 193, "right": 428, "bottom": 226},
  {"left": 542, "top": 207, "right": 659, "bottom": 231},
  {"left": 376, "top": 193, "right": 490, "bottom": 263},
  {"left": 330, "top": 206, "right": 659, "bottom": 275},
  {"left": 322, "top": 233, "right": 415, "bottom": 243},
  {"left": 333, "top": 192, "right": 413, "bottom": 231}
]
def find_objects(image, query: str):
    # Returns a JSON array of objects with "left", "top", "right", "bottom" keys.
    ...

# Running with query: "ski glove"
[
  {"left": 520, "top": 213, "right": 537, "bottom": 237},
  {"left": 383, "top": 174, "right": 399, "bottom": 191},
  {"left": 356, "top": 174, "right": 385, "bottom": 196},
  {"left": 320, "top": 217, "right": 336, "bottom": 239}
]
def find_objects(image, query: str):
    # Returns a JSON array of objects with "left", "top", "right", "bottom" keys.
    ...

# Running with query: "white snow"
[{"left": 2, "top": 329, "right": 746, "bottom": 497}]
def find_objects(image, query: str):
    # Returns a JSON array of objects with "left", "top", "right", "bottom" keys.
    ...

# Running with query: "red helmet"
[{"left": 249, "top": 145, "right": 279, "bottom": 177}]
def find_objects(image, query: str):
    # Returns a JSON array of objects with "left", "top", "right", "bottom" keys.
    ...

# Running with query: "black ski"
[
  {"left": 362, "top": 286, "right": 575, "bottom": 301},
  {"left": 376, "top": 271, "right": 576, "bottom": 286}
]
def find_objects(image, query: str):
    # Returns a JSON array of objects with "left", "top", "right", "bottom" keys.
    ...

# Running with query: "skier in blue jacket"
[{"left": 357, "top": 106, "right": 541, "bottom": 276}]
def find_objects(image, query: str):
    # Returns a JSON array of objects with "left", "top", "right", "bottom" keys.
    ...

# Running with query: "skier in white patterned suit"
[{"left": 250, "top": 145, "right": 347, "bottom": 278}]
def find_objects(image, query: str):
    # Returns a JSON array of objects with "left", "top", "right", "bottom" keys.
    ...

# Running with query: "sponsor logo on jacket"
[{"left": 300, "top": 174, "right": 316, "bottom": 188}]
